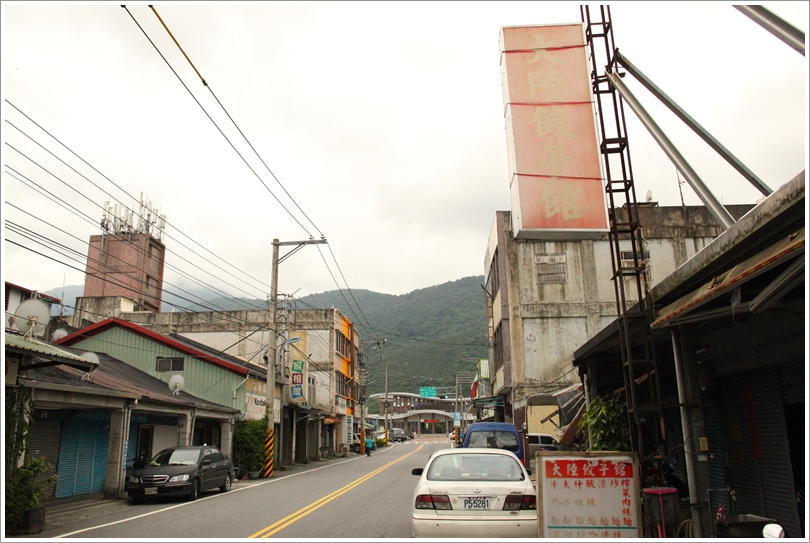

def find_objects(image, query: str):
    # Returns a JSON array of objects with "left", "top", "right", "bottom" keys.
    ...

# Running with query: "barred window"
[{"left": 536, "top": 253, "right": 567, "bottom": 284}]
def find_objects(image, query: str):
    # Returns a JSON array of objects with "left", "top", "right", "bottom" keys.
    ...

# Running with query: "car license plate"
[
  {"left": 144, "top": 487, "right": 157, "bottom": 495},
  {"left": 463, "top": 497, "right": 489, "bottom": 510}
]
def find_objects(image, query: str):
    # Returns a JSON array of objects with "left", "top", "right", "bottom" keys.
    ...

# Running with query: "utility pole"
[
  {"left": 263, "top": 240, "right": 281, "bottom": 479},
  {"left": 263, "top": 237, "right": 326, "bottom": 479},
  {"left": 359, "top": 349, "right": 366, "bottom": 455},
  {"left": 384, "top": 362, "right": 389, "bottom": 445}
]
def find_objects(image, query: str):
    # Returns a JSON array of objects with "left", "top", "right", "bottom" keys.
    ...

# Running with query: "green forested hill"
[
  {"left": 44, "top": 275, "right": 488, "bottom": 397},
  {"left": 297, "top": 275, "right": 489, "bottom": 397}
]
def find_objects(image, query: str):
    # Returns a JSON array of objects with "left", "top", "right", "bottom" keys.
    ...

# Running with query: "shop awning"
[{"left": 651, "top": 228, "right": 804, "bottom": 329}]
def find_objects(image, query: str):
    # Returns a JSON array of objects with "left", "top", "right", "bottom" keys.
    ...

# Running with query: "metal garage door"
[{"left": 54, "top": 419, "right": 110, "bottom": 498}]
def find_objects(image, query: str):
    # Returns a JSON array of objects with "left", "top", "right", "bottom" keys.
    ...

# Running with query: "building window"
[
  {"left": 145, "top": 275, "right": 158, "bottom": 293},
  {"left": 536, "top": 253, "right": 567, "bottom": 284},
  {"left": 335, "top": 332, "right": 348, "bottom": 358},
  {"left": 156, "top": 357, "right": 184, "bottom": 372},
  {"left": 620, "top": 250, "right": 652, "bottom": 284}
]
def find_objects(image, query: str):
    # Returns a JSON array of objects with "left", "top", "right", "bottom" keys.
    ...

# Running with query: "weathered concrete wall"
[{"left": 492, "top": 203, "right": 755, "bottom": 399}]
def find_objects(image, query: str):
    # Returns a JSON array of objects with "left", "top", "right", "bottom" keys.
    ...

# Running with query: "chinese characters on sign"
[
  {"left": 538, "top": 453, "right": 641, "bottom": 538},
  {"left": 500, "top": 24, "right": 608, "bottom": 238},
  {"left": 290, "top": 359, "right": 306, "bottom": 403}
]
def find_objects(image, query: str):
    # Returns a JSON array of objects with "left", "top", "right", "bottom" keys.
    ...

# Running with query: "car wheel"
[
  {"left": 188, "top": 478, "right": 200, "bottom": 501},
  {"left": 220, "top": 474, "right": 233, "bottom": 493}
]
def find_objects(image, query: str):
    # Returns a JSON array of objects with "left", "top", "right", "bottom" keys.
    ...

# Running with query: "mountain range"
[{"left": 43, "top": 276, "right": 489, "bottom": 398}]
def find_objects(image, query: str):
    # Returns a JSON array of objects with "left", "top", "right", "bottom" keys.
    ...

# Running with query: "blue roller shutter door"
[{"left": 55, "top": 420, "right": 109, "bottom": 498}]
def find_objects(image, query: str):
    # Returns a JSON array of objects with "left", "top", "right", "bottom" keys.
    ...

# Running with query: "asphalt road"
[{"left": 33, "top": 437, "right": 455, "bottom": 539}]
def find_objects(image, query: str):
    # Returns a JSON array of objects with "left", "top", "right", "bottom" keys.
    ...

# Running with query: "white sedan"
[{"left": 410, "top": 448, "right": 537, "bottom": 538}]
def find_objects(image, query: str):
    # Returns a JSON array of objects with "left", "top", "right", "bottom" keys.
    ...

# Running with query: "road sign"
[{"left": 420, "top": 386, "right": 437, "bottom": 398}]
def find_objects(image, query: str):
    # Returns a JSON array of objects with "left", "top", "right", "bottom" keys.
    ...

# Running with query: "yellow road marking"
[{"left": 250, "top": 444, "right": 424, "bottom": 538}]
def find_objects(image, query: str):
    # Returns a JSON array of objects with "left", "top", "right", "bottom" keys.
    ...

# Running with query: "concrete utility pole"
[
  {"left": 384, "top": 361, "right": 389, "bottom": 445},
  {"left": 359, "top": 350, "right": 366, "bottom": 455},
  {"left": 263, "top": 237, "right": 326, "bottom": 479}
]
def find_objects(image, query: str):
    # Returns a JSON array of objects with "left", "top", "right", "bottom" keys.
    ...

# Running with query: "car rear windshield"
[
  {"left": 428, "top": 453, "right": 524, "bottom": 481},
  {"left": 467, "top": 430, "right": 519, "bottom": 453}
]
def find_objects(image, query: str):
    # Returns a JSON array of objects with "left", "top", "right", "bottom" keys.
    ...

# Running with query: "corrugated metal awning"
[
  {"left": 651, "top": 228, "right": 804, "bottom": 329},
  {"left": 6, "top": 332, "right": 99, "bottom": 372}
]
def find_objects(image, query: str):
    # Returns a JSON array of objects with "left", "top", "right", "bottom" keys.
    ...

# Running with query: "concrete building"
[
  {"left": 83, "top": 232, "right": 166, "bottom": 314},
  {"left": 482, "top": 203, "right": 755, "bottom": 435}
]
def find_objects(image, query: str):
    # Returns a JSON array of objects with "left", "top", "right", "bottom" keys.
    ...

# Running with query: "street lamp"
[{"left": 263, "top": 237, "right": 325, "bottom": 479}]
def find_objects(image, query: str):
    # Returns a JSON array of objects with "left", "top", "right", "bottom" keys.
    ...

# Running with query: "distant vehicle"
[
  {"left": 461, "top": 422, "right": 525, "bottom": 466},
  {"left": 127, "top": 445, "right": 235, "bottom": 504},
  {"left": 407, "top": 431, "right": 415, "bottom": 440},
  {"left": 389, "top": 428, "right": 407, "bottom": 442},
  {"left": 528, "top": 433, "right": 561, "bottom": 456},
  {"left": 411, "top": 448, "right": 536, "bottom": 538}
]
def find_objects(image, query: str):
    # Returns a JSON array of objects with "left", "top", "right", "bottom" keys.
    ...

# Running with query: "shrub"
[
  {"left": 5, "top": 455, "right": 58, "bottom": 525},
  {"left": 576, "top": 393, "right": 631, "bottom": 452},
  {"left": 232, "top": 417, "right": 268, "bottom": 472}
]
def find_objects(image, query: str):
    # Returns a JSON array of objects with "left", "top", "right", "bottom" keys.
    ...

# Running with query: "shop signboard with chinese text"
[
  {"left": 290, "top": 359, "right": 306, "bottom": 403},
  {"left": 500, "top": 23, "right": 608, "bottom": 240},
  {"left": 537, "top": 451, "right": 641, "bottom": 538}
]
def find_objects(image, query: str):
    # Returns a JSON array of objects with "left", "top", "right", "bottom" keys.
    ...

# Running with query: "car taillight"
[
  {"left": 503, "top": 494, "right": 536, "bottom": 510},
  {"left": 415, "top": 494, "right": 453, "bottom": 510}
]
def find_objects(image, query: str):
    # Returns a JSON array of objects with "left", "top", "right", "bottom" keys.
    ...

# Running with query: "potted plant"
[{"left": 4, "top": 455, "right": 58, "bottom": 535}]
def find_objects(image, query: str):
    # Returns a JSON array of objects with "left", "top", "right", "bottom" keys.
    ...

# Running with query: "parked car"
[
  {"left": 127, "top": 445, "right": 235, "bottom": 504},
  {"left": 410, "top": 448, "right": 536, "bottom": 538},
  {"left": 461, "top": 422, "right": 525, "bottom": 466},
  {"left": 527, "top": 433, "right": 561, "bottom": 456}
]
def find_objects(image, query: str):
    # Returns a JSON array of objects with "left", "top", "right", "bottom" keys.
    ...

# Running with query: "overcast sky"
[{"left": 2, "top": 2, "right": 807, "bottom": 307}]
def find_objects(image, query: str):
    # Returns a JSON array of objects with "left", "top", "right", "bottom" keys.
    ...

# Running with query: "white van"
[{"left": 528, "top": 433, "right": 561, "bottom": 456}]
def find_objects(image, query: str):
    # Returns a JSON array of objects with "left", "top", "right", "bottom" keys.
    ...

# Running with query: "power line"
[{"left": 121, "top": 5, "right": 316, "bottom": 238}]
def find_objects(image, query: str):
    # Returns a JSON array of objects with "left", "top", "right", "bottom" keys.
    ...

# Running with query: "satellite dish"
[
  {"left": 51, "top": 328, "right": 69, "bottom": 341},
  {"left": 12, "top": 299, "right": 51, "bottom": 338},
  {"left": 80, "top": 352, "right": 101, "bottom": 365},
  {"left": 168, "top": 374, "right": 185, "bottom": 396}
]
